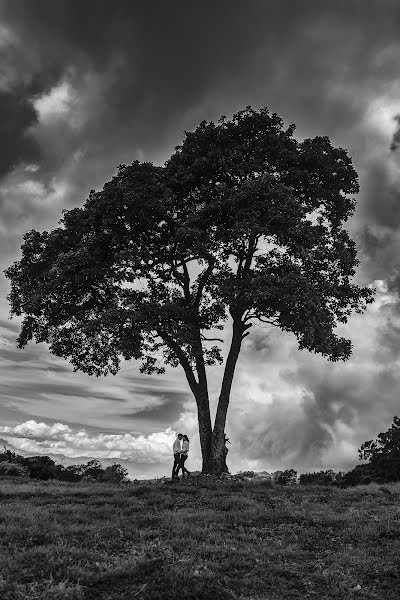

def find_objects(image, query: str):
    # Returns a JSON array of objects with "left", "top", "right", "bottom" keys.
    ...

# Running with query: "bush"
[
  {"left": 56, "top": 465, "right": 81, "bottom": 482},
  {"left": 23, "top": 455, "right": 58, "bottom": 480},
  {"left": 276, "top": 469, "right": 297, "bottom": 485},
  {"left": 359, "top": 475, "right": 372, "bottom": 485},
  {"left": 299, "top": 470, "right": 342, "bottom": 486},
  {"left": 78, "top": 459, "right": 104, "bottom": 481},
  {"left": 0, "top": 460, "right": 29, "bottom": 477},
  {"left": 238, "top": 471, "right": 256, "bottom": 478},
  {"left": 101, "top": 463, "right": 129, "bottom": 483},
  {"left": 340, "top": 464, "right": 373, "bottom": 487},
  {"left": 0, "top": 448, "right": 19, "bottom": 463}
]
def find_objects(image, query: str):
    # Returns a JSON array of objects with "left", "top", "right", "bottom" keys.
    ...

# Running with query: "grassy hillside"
[{"left": 0, "top": 477, "right": 399, "bottom": 599}]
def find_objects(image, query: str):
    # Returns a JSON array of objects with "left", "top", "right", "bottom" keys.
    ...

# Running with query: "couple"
[{"left": 172, "top": 433, "right": 190, "bottom": 478}]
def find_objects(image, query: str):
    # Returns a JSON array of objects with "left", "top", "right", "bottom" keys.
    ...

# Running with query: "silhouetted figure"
[
  {"left": 177, "top": 434, "right": 191, "bottom": 477},
  {"left": 223, "top": 433, "right": 230, "bottom": 473},
  {"left": 172, "top": 433, "right": 183, "bottom": 478}
]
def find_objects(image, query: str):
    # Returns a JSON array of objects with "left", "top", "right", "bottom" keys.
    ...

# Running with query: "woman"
[{"left": 178, "top": 434, "right": 191, "bottom": 477}]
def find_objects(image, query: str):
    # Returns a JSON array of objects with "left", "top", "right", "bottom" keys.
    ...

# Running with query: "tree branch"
[
  {"left": 90, "top": 285, "right": 107, "bottom": 306},
  {"left": 246, "top": 313, "right": 279, "bottom": 326},
  {"left": 180, "top": 258, "right": 191, "bottom": 301},
  {"left": 157, "top": 329, "right": 198, "bottom": 394},
  {"left": 192, "top": 328, "right": 209, "bottom": 393},
  {"left": 195, "top": 260, "right": 215, "bottom": 307},
  {"left": 241, "top": 233, "right": 259, "bottom": 278},
  {"left": 201, "top": 335, "right": 224, "bottom": 343},
  {"left": 241, "top": 321, "right": 252, "bottom": 339}
]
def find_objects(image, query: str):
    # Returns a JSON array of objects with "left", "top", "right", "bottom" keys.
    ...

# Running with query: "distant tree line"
[
  {"left": 238, "top": 469, "right": 299, "bottom": 485},
  {"left": 0, "top": 448, "right": 128, "bottom": 483}
]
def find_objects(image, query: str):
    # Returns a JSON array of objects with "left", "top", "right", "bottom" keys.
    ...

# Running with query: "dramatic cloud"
[
  {"left": 215, "top": 281, "right": 400, "bottom": 474},
  {"left": 1, "top": 0, "right": 400, "bottom": 186},
  {"left": 0, "top": 89, "right": 39, "bottom": 177},
  {"left": 2, "top": 0, "right": 400, "bottom": 475},
  {"left": 0, "top": 419, "right": 176, "bottom": 463},
  {"left": 0, "top": 315, "right": 191, "bottom": 438}
]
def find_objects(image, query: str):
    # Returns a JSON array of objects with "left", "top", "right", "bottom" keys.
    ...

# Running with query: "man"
[{"left": 172, "top": 433, "right": 183, "bottom": 478}]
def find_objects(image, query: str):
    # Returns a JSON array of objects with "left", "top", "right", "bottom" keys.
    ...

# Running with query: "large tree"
[{"left": 5, "top": 107, "right": 373, "bottom": 474}]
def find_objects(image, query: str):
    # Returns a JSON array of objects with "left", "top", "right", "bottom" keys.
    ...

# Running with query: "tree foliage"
[
  {"left": 23, "top": 455, "right": 58, "bottom": 480},
  {"left": 0, "top": 460, "right": 29, "bottom": 477},
  {"left": 5, "top": 106, "right": 374, "bottom": 473},
  {"left": 299, "top": 470, "right": 343, "bottom": 486},
  {"left": 358, "top": 415, "right": 400, "bottom": 482},
  {"left": 276, "top": 468, "right": 298, "bottom": 485},
  {"left": 101, "top": 463, "right": 129, "bottom": 483}
]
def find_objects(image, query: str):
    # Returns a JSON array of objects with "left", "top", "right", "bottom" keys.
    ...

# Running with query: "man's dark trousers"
[{"left": 172, "top": 452, "right": 181, "bottom": 478}]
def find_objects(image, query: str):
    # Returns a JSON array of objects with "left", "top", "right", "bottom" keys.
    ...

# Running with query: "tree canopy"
[
  {"left": 358, "top": 415, "right": 400, "bottom": 482},
  {"left": 5, "top": 107, "right": 374, "bottom": 473}
]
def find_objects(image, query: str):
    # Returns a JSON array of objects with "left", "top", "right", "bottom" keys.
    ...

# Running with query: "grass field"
[{"left": 0, "top": 476, "right": 399, "bottom": 599}]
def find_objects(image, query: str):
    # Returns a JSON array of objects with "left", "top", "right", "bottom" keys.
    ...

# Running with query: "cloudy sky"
[{"left": 1, "top": 0, "right": 400, "bottom": 478}]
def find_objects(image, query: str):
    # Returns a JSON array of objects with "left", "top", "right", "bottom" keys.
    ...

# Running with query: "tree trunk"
[
  {"left": 194, "top": 383, "right": 213, "bottom": 473},
  {"left": 209, "top": 319, "right": 246, "bottom": 474},
  {"left": 176, "top": 319, "right": 247, "bottom": 474}
]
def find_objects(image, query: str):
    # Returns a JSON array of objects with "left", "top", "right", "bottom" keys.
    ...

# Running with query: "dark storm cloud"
[
  {"left": 0, "top": 0, "right": 276, "bottom": 185},
  {"left": 1, "top": 0, "right": 400, "bottom": 185},
  {"left": 0, "top": 88, "right": 40, "bottom": 177},
  {"left": 356, "top": 161, "right": 400, "bottom": 285},
  {"left": 360, "top": 162, "right": 400, "bottom": 230},
  {"left": 1, "top": 0, "right": 400, "bottom": 277}
]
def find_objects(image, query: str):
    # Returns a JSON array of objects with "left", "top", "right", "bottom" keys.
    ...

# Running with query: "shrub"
[
  {"left": 101, "top": 464, "right": 129, "bottom": 483},
  {"left": 238, "top": 471, "right": 256, "bottom": 478},
  {"left": 0, "top": 448, "right": 19, "bottom": 462},
  {"left": 340, "top": 464, "right": 373, "bottom": 487},
  {"left": 359, "top": 475, "right": 372, "bottom": 485},
  {"left": 0, "top": 460, "right": 29, "bottom": 477},
  {"left": 299, "top": 470, "right": 341, "bottom": 486},
  {"left": 56, "top": 465, "right": 81, "bottom": 482},
  {"left": 23, "top": 455, "right": 58, "bottom": 480},
  {"left": 276, "top": 469, "right": 297, "bottom": 485},
  {"left": 78, "top": 459, "right": 104, "bottom": 481}
]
